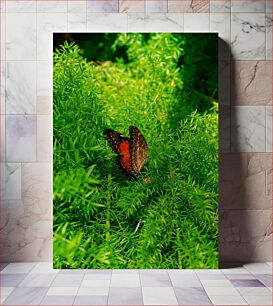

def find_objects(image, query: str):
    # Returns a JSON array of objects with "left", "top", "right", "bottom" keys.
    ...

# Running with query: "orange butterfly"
[{"left": 103, "top": 126, "right": 149, "bottom": 176}]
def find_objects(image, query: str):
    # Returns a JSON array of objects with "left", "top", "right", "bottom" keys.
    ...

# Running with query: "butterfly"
[{"left": 103, "top": 126, "right": 149, "bottom": 176}]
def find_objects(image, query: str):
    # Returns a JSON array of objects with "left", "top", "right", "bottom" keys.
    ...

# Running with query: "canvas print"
[{"left": 53, "top": 33, "right": 218, "bottom": 269}]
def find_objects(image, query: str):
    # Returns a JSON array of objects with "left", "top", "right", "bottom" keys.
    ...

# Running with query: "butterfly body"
[{"left": 104, "top": 126, "right": 148, "bottom": 176}]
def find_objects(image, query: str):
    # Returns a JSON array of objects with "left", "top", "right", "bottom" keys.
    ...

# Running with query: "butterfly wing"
[
  {"left": 129, "top": 126, "right": 149, "bottom": 175},
  {"left": 103, "top": 129, "right": 131, "bottom": 175}
]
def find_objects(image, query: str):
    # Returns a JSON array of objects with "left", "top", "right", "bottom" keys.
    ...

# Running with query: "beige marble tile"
[
  {"left": 219, "top": 60, "right": 231, "bottom": 106},
  {"left": 119, "top": 0, "right": 144, "bottom": 13},
  {"left": 168, "top": 0, "right": 209, "bottom": 13},
  {"left": 219, "top": 106, "right": 231, "bottom": 153},
  {"left": 37, "top": 115, "right": 52, "bottom": 162},
  {"left": 219, "top": 209, "right": 272, "bottom": 262},
  {"left": 37, "top": 61, "right": 52, "bottom": 97},
  {"left": 219, "top": 153, "right": 272, "bottom": 210},
  {"left": 22, "top": 162, "right": 52, "bottom": 218},
  {"left": 0, "top": 199, "right": 48, "bottom": 261},
  {"left": 37, "top": 96, "right": 52, "bottom": 115},
  {"left": 0, "top": 115, "right": 5, "bottom": 161},
  {"left": 231, "top": 61, "right": 272, "bottom": 105}
]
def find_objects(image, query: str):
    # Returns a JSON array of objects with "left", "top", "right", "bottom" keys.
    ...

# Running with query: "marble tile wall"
[{"left": 0, "top": 0, "right": 272, "bottom": 265}]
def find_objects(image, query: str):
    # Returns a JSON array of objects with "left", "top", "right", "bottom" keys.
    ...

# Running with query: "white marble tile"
[
  {"left": 37, "top": 61, "right": 52, "bottom": 97},
  {"left": 237, "top": 287, "right": 272, "bottom": 296},
  {"left": 210, "top": 13, "right": 231, "bottom": 60},
  {"left": 68, "top": 1, "right": 86, "bottom": 13},
  {"left": 0, "top": 0, "right": 6, "bottom": 13},
  {"left": 4, "top": 287, "right": 48, "bottom": 305},
  {"left": 210, "top": 13, "right": 230, "bottom": 42},
  {"left": 82, "top": 279, "right": 110, "bottom": 287},
  {"left": 184, "top": 13, "right": 209, "bottom": 32},
  {"left": 19, "top": 273, "right": 56, "bottom": 287},
  {"left": 6, "top": 1, "right": 36, "bottom": 12},
  {"left": 77, "top": 286, "right": 109, "bottom": 296},
  {"left": 29, "top": 262, "right": 58, "bottom": 274},
  {"left": 6, "top": 61, "right": 36, "bottom": 114},
  {"left": 144, "top": 14, "right": 183, "bottom": 32},
  {"left": 87, "top": 13, "right": 127, "bottom": 32},
  {"left": 51, "top": 274, "right": 84, "bottom": 287},
  {"left": 37, "top": 1, "right": 67, "bottom": 13},
  {"left": 6, "top": 115, "right": 36, "bottom": 162},
  {"left": 244, "top": 262, "right": 272, "bottom": 274},
  {"left": 87, "top": 0, "right": 118, "bottom": 13},
  {"left": 111, "top": 274, "right": 140, "bottom": 287},
  {"left": 4, "top": 163, "right": 21, "bottom": 199},
  {"left": 142, "top": 287, "right": 178, "bottom": 305},
  {"left": 231, "top": 106, "right": 266, "bottom": 152},
  {"left": 266, "top": 14, "right": 272, "bottom": 60},
  {"left": 231, "top": 0, "right": 266, "bottom": 13},
  {"left": 146, "top": 0, "right": 167, "bottom": 13},
  {"left": 231, "top": 13, "right": 266, "bottom": 60},
  {"left": 222, "top": 267, "right": 254, "bottom": 274},
  {"left": 46, "top": 287, "right": 78, "bottom": 296},
  {"left": 204, "top": 286, "right": 240, "bottom": 296},
  {"left": 1, "top": 287, "right": 15, "bottom": 303},
  {"left": 83, "top": 273, "right": 111, "bottom": 280},
  {"left": 127, "top": 13, "right": 145, "bottom": 32},
  {"left": 208, "top": 295, "right": 247, "bottom": 305},
  {"left": 68, "top": 13, "right": 87, "bottom": 31},
  {"left": 37, "top": 13, "right": 67, "bottom": 61},
  {"left": 0, "top": 115, "right": 5, "bottom": 161},
  {"left": 210, "top": 0, "right": 231, "bottom": 13},
  {"left": 1, "top": 262, "right": 37, "bottom": 274},
  {"left": 243, "top": 295, "right": 272, "bottom": 305},
  {"left": 37, "top": 115, "right": 52, "bottom": 162},
  {"left": 1, "top": 13, "right": 6, "bottom": 61},
  {"left": 266, "top": 0, "right": 272, "bottom": 12},
  {"left": 201, "top": 279, "right": 234, "bottom": 287},
  {"left": 6, "top": 13, "right": 36, "bottom": 60},
  {"left": 266, "top": 106, "right": 272, "bottom": 152},
  {"left": 1, "top": 62, "right": 5, "bottom": 113},
  {"left": 119, "top": 0, "right": 144, "bottom": 13}
]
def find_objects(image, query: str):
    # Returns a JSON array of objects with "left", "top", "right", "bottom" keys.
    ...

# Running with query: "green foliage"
[{"left": 53, "top": 34, "right": 218, "bottom": 269}]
